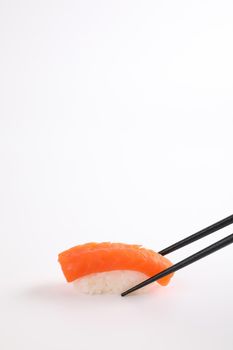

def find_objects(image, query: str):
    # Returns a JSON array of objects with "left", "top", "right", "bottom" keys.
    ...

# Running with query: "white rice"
[{"left": 73, "top": 270, "right": 152, "bottom": 295}]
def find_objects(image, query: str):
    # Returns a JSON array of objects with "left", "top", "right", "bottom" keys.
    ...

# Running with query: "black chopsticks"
[
  {"left": 121, "top": 214, "right": 233, "bottom": 296},
  {"left": 158, "top": 214, "right": 233, "bottom": 256}
]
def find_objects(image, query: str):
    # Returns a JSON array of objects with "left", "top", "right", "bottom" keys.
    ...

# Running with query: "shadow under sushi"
[{"left": 20, "top": 280, "right": 159, "bottom": 303}]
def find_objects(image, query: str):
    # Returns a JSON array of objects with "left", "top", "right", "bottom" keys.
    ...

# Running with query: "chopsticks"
[
  {"left": 158, "top": 214, "right": 233, "bottom": 256},
  {"left": 121, "top": 214, "right": 233, "bottom": 296}
]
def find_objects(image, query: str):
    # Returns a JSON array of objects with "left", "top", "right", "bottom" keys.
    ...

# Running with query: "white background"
[{"left": 1, "top": 1, "right": 233, "bottom": 349}]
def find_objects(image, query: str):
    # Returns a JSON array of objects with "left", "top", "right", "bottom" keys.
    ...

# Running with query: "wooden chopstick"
[{"left": 121, "top": 215, "right": 233, "bottom": 297}]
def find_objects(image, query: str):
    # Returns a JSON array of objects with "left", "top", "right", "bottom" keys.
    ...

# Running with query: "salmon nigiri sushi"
[{"left": 58, "top": 242, "right": 174, "bottom": 294}]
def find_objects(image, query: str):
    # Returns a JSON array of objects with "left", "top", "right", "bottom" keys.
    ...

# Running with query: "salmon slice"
[{"left": 58, "top": 242, "right": 174, "bottom": 286}]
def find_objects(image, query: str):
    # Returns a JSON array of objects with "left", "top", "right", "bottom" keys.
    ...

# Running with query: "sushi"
[{"left": 58, "top": 242, "right": 174, "bottom": 294}]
